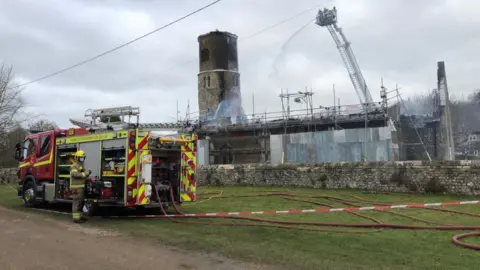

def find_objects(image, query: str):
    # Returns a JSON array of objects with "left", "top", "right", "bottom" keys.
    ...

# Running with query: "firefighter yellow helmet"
[{"left": 74, "top": 150, "right": 86, "bottom": 163}]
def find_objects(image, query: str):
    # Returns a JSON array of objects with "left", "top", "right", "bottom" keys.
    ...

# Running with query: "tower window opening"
[
  {"left": 207, "top": 76, "right": 211, "bottom": 88},
  {"left": 203, "top": 76, "right": 206, "bottom": 88},
  {"left": 200, "top": 48, "right": 210, "bottom": 62}
]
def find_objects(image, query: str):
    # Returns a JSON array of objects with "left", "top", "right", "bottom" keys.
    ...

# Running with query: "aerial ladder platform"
[{"left": 316, "top": 7, "right": 378, "bottom": 112}]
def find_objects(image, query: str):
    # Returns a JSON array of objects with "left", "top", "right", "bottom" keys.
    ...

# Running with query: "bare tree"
[
  {"left": 400, "top": 91, "right": 436, "bottom": 116},
  {"left": 0, "top": 64, "right": 23, "bottom": 148},
  {"left": 0, "top": 124, "right": 27, "bottom": 168},
  {"left": 472, "top": 89, "right": 480, "bottom": 105},
  {"left": 403, "top": 89, "right": 480, "bottom": 151},
  {"left": 28, "top": 118, "right": 58, "bottom": 132}
]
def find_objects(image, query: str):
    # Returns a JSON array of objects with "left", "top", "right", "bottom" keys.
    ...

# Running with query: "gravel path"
[{"left": 0, "top": 206, "right": 279, "bottom": 270}]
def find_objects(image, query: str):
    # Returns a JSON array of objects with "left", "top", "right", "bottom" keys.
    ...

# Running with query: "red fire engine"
[{"left": 14, "top": 123, "right": 197, "bottom": 215}]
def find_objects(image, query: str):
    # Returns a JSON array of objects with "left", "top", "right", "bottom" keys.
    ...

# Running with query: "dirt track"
[{"left": 0, "top": 206, "right": 279, "bottom": 270}]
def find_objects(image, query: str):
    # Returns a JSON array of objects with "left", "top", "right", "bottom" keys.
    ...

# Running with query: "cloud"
[{"left": 1, "top": 0, "right": 479, "bottom": 128}]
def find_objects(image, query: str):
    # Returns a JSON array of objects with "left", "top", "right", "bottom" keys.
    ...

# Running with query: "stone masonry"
[
  {"left": 197, "top": 161, "right": 480, "bottom": 196},
  {"left": 4, "top": 161, "right": 480, "bottom": 196},
  {"left": 197, "top": 30, "right": 240, "bottom": 118}
]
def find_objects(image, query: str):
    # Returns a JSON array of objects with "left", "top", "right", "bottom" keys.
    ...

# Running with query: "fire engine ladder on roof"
[
  {"left": 85, "top": 106, "right": 140, "bottom": 126},
  {"left": 315, "top": 7, "right": 376, "bottom": 112},
  {"left": 69, "top": 106, "right": 195, "bottom": 132}
]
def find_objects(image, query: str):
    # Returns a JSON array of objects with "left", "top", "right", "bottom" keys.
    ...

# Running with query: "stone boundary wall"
[
  {"left": 197, "top": 161, "right": 480, "bottom": 196},
  {"left": 0, "top": 168, "right": 17, "bottom": 185},
  {"left": 4, "top": 161, "right": 480, "bottom": 196}
]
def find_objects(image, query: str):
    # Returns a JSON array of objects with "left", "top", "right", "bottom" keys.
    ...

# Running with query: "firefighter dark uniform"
[{"left": 69, "top": 150, "right": 91, "bottom": 223}]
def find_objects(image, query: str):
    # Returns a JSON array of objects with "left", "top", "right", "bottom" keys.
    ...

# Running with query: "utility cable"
[
  {"left": 240, "top": 4, "right": 322, "bottom": 41},
  {"left": 14, "top": 1, "right": 322, "bottom": 110},
  {"left": 106, "top": 3, "right": 324, "bottom": 90},
  {"left": 12, "top": 0, "right": 223, "bottom": 89}
]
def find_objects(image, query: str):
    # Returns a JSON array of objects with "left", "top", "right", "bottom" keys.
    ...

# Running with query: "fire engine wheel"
[
  {"left": 82, "top": 200, "right": 98, "bottom": 217},
  {"left": 22, "top": 181, "right": 36, "bottom": 207}
]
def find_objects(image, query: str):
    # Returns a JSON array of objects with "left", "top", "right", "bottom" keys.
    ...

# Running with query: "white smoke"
[
  {"left": 201, "top": 85, "right": 247, "bottom": 126},
  {"left": 400, "top": 91, "right": 436, "bottom": 116},
  {"left": 213, "top": 85, "right": 247, "bottom": 125}
]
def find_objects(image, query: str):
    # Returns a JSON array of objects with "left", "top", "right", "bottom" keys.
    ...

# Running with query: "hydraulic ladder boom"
[{"left": 315, "top": 7, "right": 375, "bottom": 110}]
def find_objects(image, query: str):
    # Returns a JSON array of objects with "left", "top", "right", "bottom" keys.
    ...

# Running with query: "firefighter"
[{"left": 69, "top": 150, "right": 91, "bottom": 223}]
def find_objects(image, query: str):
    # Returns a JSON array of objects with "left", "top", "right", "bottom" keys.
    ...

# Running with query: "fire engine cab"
[{"left": 14, "top": 106, "right": 197, "bottom": 215}]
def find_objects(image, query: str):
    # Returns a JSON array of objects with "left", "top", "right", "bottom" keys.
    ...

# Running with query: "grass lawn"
[{"left": 0, "top": 184, "right": 479, "bottom": 270}]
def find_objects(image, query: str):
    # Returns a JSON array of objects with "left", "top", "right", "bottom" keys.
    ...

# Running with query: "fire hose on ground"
[
  {"left": 151, "top": 187, "right": 480, "bottom": 251},
  {"left": 154, "top": 185, "right": 383, "bottom": 234}
]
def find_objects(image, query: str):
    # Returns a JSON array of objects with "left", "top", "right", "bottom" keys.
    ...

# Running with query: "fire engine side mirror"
[{"left": 14, "top": 142, "right": 23, "bottom": 161}]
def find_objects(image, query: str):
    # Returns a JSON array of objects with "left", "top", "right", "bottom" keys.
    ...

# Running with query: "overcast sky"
[{"left": 1, "top": 0, "right": 479, "bottom": 128}]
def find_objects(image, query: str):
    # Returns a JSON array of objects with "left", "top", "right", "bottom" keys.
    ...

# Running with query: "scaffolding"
[{"left": 191, "top": 98, "right": 388, "bottom": 164}]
